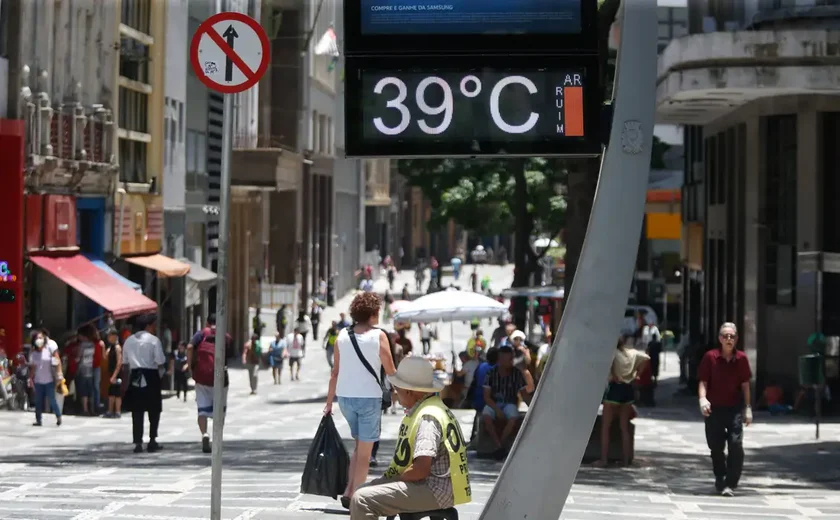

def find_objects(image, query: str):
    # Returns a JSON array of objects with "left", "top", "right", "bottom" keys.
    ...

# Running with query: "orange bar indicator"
[{"left": 564, "top": 86, "right": 584, "bottom": 137}]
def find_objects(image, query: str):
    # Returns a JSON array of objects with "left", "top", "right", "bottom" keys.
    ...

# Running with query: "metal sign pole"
[{"left": 210, "top": 89, "right": 233, "bottom": 519}]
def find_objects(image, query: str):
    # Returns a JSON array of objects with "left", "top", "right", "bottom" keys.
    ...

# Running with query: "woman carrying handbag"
[{"left": 324, "top": 293, "right": 397, "bottom": 510}]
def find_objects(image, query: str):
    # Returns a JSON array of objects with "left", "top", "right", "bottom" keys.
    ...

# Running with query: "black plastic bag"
[{"left": 300, "top": 414, "right": 350, "bottom": 498}]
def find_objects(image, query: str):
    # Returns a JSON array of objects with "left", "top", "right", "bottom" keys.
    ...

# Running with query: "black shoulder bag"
[{"left": 347, "top": 326, "right": 392, "bottom": 408}]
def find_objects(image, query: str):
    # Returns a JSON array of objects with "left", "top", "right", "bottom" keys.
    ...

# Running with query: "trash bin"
[{"left": 798, "top": 353, "right": 825, "bottom": 386}]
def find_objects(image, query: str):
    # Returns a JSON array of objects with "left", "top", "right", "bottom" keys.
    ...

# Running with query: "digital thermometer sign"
[{"left": 345, "top": 56, "right": 601, "bottom": 157}]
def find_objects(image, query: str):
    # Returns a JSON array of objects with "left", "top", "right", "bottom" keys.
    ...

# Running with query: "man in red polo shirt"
[{"left": 698, "top": 322, "right": 753, "bottom": 497}]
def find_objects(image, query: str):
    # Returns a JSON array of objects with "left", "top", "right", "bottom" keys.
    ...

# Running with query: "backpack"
[{"left": 193, "top": 327, "right": 225, "bottom": 387}]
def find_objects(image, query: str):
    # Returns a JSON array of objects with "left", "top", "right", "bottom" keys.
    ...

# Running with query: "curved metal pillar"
[{"left": 478, "top": 2, "right": 658, "bottom": 519}]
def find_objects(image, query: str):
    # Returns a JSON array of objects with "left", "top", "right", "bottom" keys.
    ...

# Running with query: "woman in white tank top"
[{"left": 325, "top": 293, "right": 397, "bottom": 508}]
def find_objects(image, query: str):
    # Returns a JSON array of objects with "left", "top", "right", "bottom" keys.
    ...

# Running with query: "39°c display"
[{"left": 345, "top": 63, "right": 601, "bottom": 157}]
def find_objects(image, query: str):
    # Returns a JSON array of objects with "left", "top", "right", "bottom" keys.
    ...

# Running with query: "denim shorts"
[
  {"left": 482, "top": 403, "right": 519, "bottom": 420},
  {"left": 337, "top": 396, "right": 382, "bottom": 442}
]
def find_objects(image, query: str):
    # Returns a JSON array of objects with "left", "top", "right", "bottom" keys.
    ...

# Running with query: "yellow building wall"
[
  {"left": 110, "top": 0, "right": 166, "bottom": 256},
  {"left": 148, "top": 0, "right": 166, "bottom": 186}
]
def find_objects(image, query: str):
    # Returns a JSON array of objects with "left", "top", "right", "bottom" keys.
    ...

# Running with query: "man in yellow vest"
[{"left": 350, "top": 357, "right": 472, "bottom": 519}]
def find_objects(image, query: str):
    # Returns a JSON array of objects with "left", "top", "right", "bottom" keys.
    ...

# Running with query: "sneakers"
[
  {"left": 715, "top": 477, "right": 725, "bottom": 493},
  {"left": 721, "top": 486, "right": 735, "bottom": 497},
  {"left": 202, "top": 435, "right": 212, "bottom": 454},
  {"left": 369, "top": 457, "right": 378, "bottom": 467}
]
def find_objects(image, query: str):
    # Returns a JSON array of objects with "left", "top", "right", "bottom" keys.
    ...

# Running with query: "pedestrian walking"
[
  {"left": 76, "top": 324, "right": 104, "bottom": 415},
  {"left": 324, "top": 321, "right": 339, "bottom": 369},
  {"left": 419, "top": 322, "right": 432, "bottom": 355},
  {"left": 28, "top": 330, "right": 64, "bottom": 427},
  {"left": 187, "top": 313, "right": 233, "bottom": 454},
  {"left": 276, "top": 304, "right": 289, "bottom": 336},
  {"left": 122, "top": 315, "right": 167, "bottom": 454},
  {"left": 286, "top": 326, "right": 305, "bottom": 381},
  {"left": 698, "top": 322, "right": 753, "bottom": 497},
  {"left": 104, "top": 329, "right": 124, "bottom": 417},
  {"left": 269, "top": 332, "right": 287, "bottom": 384},
  {"left": 171, "top": 341, "right": 189, "bottom": 402},
  {"left": 324, "top": 292, "right": 397, "bottom": 509},
  {"left": 297, "top": 311, "right": 312, "bottom": 352},
  {"left": 310, "top": 301, "right": 322, "bottom": 341},
  {"left": 242, "top": 333, "right": 262, "bottom": 395}
]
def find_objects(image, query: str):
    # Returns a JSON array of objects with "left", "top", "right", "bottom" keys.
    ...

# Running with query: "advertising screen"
[
  {"left": 344, "top": 56, "right": 601, "bottom": 157},
  {"left": 360, "top": 0, "right": 582, "bottom": 35}
]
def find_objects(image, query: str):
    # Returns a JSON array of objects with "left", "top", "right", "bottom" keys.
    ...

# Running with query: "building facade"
[
  {"left": 5, "top": 0, "right": 121, "bottom": 334},
  {"left": 658, "top": 0, "right": 840, "bottom": 394}
]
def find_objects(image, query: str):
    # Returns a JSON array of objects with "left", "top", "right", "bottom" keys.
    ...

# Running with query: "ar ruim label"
[{"left": 555, "top": 74, "right": 585, "bottom": 138}]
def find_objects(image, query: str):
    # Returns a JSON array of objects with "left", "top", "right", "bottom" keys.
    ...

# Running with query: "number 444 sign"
[{"left": 190, "top": 11, "right": 270, "bottom": 94}]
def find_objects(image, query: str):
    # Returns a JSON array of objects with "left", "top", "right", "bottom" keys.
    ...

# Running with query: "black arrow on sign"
[{"left": 222, "top": 24, "right": 239, "bottom": 82}]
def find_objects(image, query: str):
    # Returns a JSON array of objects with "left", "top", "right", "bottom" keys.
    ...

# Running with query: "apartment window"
[
  {"left": 319, "top": 114, "right": 328, "bottom": 154},
  {"left": 121, "top": 0, "right": 151, "bottom": 35},
  {"left": 763, "top": 115, "right": 797, "bottom": 306},
  {"left": 186, "top": 129, "right": 207, "bottom": 174},
  {"left": 119, "top": 38, "right": 150, "bottom": 83},
  {"left": 119, "top": 139, "right": 147, "bottom": 184},
  {"left": 118, "top": 87, "right": 149, "bottom": 133},
  {"left": 327, "top": 116, "right": 334, "bottom": 155},
  {"left": 311, "top": 111, "right": 320, "bottom": 152}
]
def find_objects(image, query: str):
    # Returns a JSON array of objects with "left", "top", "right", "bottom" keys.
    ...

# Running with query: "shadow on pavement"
[
  {"left": 0, "top": 438, "right": 503, "bottom": 479},
  {"left": 4, "top": 435, "right": 838, "bottom": 495},
  {"left": 268, "top": 395, "right": 328, "bottom": 405},
  {"left": 575, "top": 441, "right": 840, "bottom": 495}
]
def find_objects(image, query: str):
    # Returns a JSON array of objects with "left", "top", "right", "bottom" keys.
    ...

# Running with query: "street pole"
[
  {"left": 663, "top": 289, "right": 668, "bottom": 370},
  {"left": 478, "top": 1, "right": 657, "bottom": 518},
  {"left": 210, "top": 4, "right": 234, "bottom": 518}
]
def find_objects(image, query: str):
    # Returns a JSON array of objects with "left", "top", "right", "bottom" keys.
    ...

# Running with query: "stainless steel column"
[{"left": 479, "top": 1, "right": 658, "bottom": 518}]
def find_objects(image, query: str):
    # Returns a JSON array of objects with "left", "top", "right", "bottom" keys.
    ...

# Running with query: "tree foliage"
[{"left": 398, "top": 158, "right": 568, "bottom": 239}]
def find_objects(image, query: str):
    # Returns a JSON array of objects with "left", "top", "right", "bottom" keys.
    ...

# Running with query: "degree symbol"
[{"left": 459, "top": 76, "right": 482, "bottom": 98}]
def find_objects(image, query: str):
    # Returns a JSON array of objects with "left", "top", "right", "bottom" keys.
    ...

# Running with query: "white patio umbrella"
[
  {"left": 394, "top": 289, "right": 508, "bottom": 365},
  {"left": 393, "top": 288, "right": 507, "bottom": 323},
  {"left": 533, "top": 237, "right": 559, "bottom": 248}
]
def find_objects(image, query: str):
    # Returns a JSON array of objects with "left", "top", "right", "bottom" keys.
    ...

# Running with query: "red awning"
[{"left": 29, "top": 255, "right": 157, "bottom": 319}]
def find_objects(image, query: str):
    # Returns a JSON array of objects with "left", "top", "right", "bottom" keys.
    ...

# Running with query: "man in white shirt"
[
  {"left": 286, "top": 326, "right": 305, "bottom": 381},
  {"left": 420, "top": 323, "right": 432, "bottom": 355},
  {"left": 122, "top": 315, "right": 167, "bottom": 454}
]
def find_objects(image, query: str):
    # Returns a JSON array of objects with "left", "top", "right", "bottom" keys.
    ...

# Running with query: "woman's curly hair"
[{"left": 349, "top": 292, "right": 381, "bottom": 324}]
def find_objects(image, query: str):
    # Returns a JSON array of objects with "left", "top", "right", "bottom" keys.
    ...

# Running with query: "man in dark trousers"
[
  {"left": 122, "top": 314, "right": 168, "bottom": 454},
  {"left": 697, "top": 322, "right": 752, "bottom": 497}
]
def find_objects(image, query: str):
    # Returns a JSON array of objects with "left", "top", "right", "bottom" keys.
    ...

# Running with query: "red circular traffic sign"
[{"left": 190, "top": 11, "right": 270, "bottom": 95}]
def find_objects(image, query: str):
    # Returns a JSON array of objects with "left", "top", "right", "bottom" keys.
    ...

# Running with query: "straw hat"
[{"left": 388, "top": 357, "right": 445, "bottom": 394}]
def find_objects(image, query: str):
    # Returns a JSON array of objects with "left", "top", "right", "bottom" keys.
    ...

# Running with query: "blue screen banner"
[{"left": 360, "top": 0, "right": 582, "bottom": 35}]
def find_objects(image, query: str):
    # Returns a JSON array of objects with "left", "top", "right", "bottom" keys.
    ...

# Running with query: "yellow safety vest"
[{"left": 383, "top": 396, "right": 472, "bottom": 505}]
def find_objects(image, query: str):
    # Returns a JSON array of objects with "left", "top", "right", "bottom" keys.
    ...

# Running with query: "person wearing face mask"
[{"left": 28, "top": 330, "right": 64, "bottom": 427}]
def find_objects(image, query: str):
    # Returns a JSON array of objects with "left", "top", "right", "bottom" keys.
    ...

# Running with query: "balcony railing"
[{"left": 232, "top": 133, "right": 297, "bottom": 152}]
